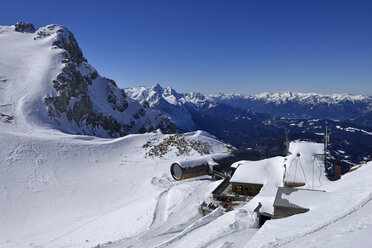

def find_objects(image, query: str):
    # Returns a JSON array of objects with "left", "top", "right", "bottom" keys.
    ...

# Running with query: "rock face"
[
  {"left": 7, "top": 23, "right": 175, "bottom": 137},
  {"left": 14, "top": 22, "right": 35, "bottom": 33}
]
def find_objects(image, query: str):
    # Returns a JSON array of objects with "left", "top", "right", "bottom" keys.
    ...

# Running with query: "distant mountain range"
[
  {"left": 125, "top": 84, "right": 372, "bottom": 171},
  {"left": 126, "top": 84, "right": 371, "bottom": 123},
  {"left": 211, "top": 91, "right": 371, "bottom": 120}
]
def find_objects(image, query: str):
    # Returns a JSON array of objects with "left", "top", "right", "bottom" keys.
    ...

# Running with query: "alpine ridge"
[
  {"left": 0, "top": 22, "right": 175, "bottom": 137},
  {"left": 125, "top": 84, "right": 372, "bottom": 169},
  {"left": 126, "top": 84, "right": 371, "bottom": 120}
]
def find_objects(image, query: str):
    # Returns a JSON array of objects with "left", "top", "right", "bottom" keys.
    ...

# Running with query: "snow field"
[{"left": 0, "top": 129, "right": 228, "bottom": 248}]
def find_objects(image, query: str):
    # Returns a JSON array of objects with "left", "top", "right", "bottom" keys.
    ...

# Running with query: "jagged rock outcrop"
[{"left": 14, "top": 22, "right": 35, "bottom": 33}]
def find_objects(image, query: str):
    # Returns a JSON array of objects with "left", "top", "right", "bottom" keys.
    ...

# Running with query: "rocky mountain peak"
[
  {"left": 34, "top": 24, "right": 87, "bottom": 64},
  {"left": 0, "top": 23, "right": 175, "bottom": 137},
  {"left": 14, "top": 22, "right": 35, "bottom": 33},
  {"left": 151, "top": 83, "right": 162, "bottom": 90}
]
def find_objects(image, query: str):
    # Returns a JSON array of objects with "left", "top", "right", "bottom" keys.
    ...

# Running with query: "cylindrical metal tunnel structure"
[
  {"left": 170, "top": 149, "right": 258, "bottom": 181},
  {"left": 170, "top": 161, "right": 209, "bottom": 180}
]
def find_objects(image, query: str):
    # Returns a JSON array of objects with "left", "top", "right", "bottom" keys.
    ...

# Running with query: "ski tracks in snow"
[
  {"left": 282, "top": 199, "right": 372, "bottom": 248},
  {"left": 155, "top": 208, "right": 225, "bottom": 248},
  {"left": 268, "top": 192, "right": 372, "bottom": 248},
  {"left": 107, "top": 178, "right": 218, "bottom": 248}
]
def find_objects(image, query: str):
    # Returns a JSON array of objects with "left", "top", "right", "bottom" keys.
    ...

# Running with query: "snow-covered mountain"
[
  {"left": 125, "top": 85, "right": 372, "bottom": 168},
  {"left": 211, "top": 91, "right": 372, "bottom": 119},
  {"left": 126, "top": 84, "right": 372, "bottom": 121},
  {"left": 0, "top": 23, "right": 175, "bottom": 137},
  {"left": 126, "top": 85, "right": 197, "bottom": 131},
  {"left": 125, "top": 84, "right": 216, "bottom": 131},
  {"left": 125, "top": 84, "right": 268, "bottom": 132},
  {"left": 125, "top": 84, "right": 211, "bottom": 108}
]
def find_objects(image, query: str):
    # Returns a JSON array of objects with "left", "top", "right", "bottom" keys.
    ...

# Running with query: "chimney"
[{"left": 334, "top": 164, "right": 341, "bottom": 180}]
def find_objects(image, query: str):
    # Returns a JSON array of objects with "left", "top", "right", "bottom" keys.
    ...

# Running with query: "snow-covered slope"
[
  {"left": 247, "top": 161, "right": 372, "bottom": 248},
  {"left": 0, "top": 127, "right": 228, "bottom": 248},
  {"left": 1, "top": 107, "right": 371, "bottom": 248},
  {"left": 0, "top": 23, "right": 174, "bottom": 137}
]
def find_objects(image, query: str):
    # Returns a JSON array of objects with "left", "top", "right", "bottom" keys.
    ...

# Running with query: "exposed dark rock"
[
  {"left": 139, "top": 108, "right": 146, "bottom": 116},
  {"left": 45, "top": 62, "right": 92, "bottom": 126},
  {"left": 133, "top": 112, "right": 140, "bottom": 119},
  {"left": 34, "top": 24, "right": 86, "bottom": 63},
  {"left": 107, "top": 83, "right": 128, "bottom": 112},
  {"left": 39, "top": 24, "right": 175, "bottom": 138},
  {"left": 52, "top": 29, "right": 87, "bottom": 64},
  {"left": 14, "top": 22, "right": 35, "bottom": 33},
  {"left": 107, "top": 78, "right": 118, "bottom": 88},
  {"left": 144, "top": 134, "right": 212, "bottom": 158},
  {"left": 138, "top": 127, "right": 147, "bottom": 134},
  {"left": 143, "top": 101, "right": 150, "bottom": 109},
  {"left": 159, "top": 118, "right": 177, "bottom": 134},
  {"left": 0, "top": 113, "right": 14, "bottom": 123},
  {"left": 44, "top": 61, "right": 174, "bottom": 137},
  {"left": 72, "top": 95, "right": 93, "bottom": 126}
]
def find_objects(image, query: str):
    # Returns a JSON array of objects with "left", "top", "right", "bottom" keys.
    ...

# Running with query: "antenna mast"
[
  {"left": 285, "top": 130, "right": 290, "bottom": 156},
  {"left": 324, "top": 125, "right": 329, "bottom": 170}
]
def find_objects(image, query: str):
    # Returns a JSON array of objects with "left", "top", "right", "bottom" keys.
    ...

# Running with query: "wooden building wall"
[
  {"left": 284, "top": 181, "right": 305, "bottom": 188},
  {"left": 232, "top": 182, "right": 263, "bottom": 196}
]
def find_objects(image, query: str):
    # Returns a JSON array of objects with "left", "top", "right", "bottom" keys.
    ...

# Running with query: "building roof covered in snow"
[
  {"left": 288, "top": 141, "right": 324, "bottom": 156},
  {"left": 230, "top": 141, "right": 327, "bottom": 188},
  {"left": 283, "top": 141, "right": 327, "bottom": 188},
  {"left": 230, "top": 157, "right": 284, "bottom": 185}
]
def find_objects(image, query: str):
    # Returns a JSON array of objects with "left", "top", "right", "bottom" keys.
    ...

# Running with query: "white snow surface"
[
  {"left": 230, "top": 141, "right": 326, "bottom": 188},
  {"left": 247, "top": 161, "right": 372, "bottom": 248},
  {"left": 0, "top": 25, "right": 63, "bottom": 132},
  {"left": 0, "top": 127, "right": 228, "bottom": 248},
  {"left": 230, "top": 157, "right": 284, "bottom": 185},
  {"left": 1, "top": 114, "right": 371, "bottom": 248},
  {"left": 284, "top": 141, "right": 326, "bottom": 187}
]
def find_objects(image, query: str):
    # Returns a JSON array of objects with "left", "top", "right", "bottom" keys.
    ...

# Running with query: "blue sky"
[{"left": 1, "top": 0, "right": 372, "bottom": 95}]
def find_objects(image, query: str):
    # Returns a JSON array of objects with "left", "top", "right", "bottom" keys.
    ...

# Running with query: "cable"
[
  {"left": 313, "top": 156, "right": 323, "bottom": 188},
  {"left": 293, "top": 157, "right": 298, "bottom": 183},
  {"left": 298, "top": 158, "right": 308, "bottom": 187}
]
